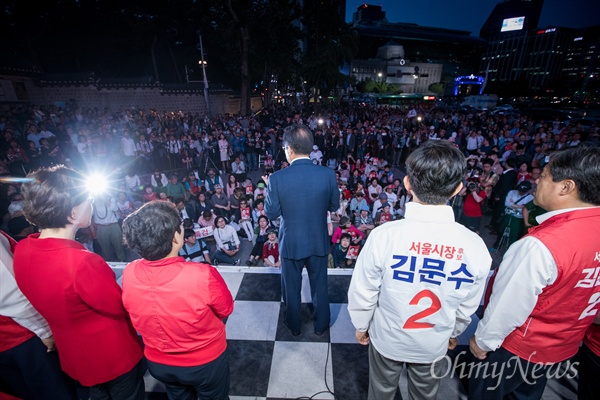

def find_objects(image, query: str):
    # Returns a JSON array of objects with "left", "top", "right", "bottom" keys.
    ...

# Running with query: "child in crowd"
[
  {"left": 198, "top": 209, "right": 216, "bottom": 228},
  {"left": 238, "top": 199, "right": 254, "bottom": 242},
  {"left": 254, "top": 182, "right": 266, "bottom": 200},
  {"left": 262, "top": 228, "right": 280, "bottom": 268},
  {"left": 375, "top": 203, "right": 393, "bottom": 225},
  {"left": 264, "top": 153, "right": 275, "bottom": 173},
  {"left": 330, "top": 233, "right": 357, "bottom": 269},
  {"left": 252, "top": 199, "right": 267, "bottom": 224},
  {"left": 332, "top": 216, "right": 365, "bottom": 245},
  {"left": 143, "top": 185, "right": 157, "bottom": 202}
]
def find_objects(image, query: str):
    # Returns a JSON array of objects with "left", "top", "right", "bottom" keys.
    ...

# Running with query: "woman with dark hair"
[
  {"left": 212, "top": 215, "right": 240, "bottom": 265},
  {"left": 122, "top": 201, "right": 233, "bottom": 400},
  {"left": 13, "top": 165, "right": 145, "bottom": 399},
  {"left": 245, "top": 215, "right": 272, "bottom": 266},
  {"left": 226, "top": 173, "right": 239, "bottom": 198},
  {"left": 218, "top": 133, "right": 229, "bottom": 173},
  {"left": 517, "top": 161, "right": 531, "bottom": 183}
]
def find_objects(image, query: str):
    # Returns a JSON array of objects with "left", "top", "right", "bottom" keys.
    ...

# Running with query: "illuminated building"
[{"left": 348, "top": 4, "right": 485, "bottom": 95}]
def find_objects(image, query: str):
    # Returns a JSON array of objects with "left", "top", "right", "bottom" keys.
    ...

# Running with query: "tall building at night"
[
  {"left": 479, "top": 0, "right": 581, "bottom": 92},
  {"left": 348, "top": 4, "right": 485, "bottom": 94},
  {"left": 562, "top": 26, "right": 600, "bottom": 95}
]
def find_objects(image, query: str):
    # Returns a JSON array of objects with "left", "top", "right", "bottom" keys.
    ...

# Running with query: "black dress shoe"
[
  {"left": 283, "top": 320, "right": 300, "bottom": 336},
  {"left": 314, "top": 328, "right": 329, "bottom": 336}
]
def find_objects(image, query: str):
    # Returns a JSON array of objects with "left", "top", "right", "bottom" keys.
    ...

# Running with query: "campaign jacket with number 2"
[{"left": 348, "top": 202, "right": 492, "bottom": 363}]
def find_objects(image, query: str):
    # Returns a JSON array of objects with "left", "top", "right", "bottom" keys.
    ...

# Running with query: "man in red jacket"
[
  {"left": 469, "top": 146, "right": 600, "bottom": 399},
  {"left": 122, "top": 201, "right": 234, "bottom": 400}
]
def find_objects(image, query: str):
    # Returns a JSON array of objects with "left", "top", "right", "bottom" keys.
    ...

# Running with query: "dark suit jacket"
[
  {"left": 493, "top": 168, "right": 518, "bottom": 200},
  {"left": 346, "top": 133, "right": 357, "bottom": 152},
  {"left": 185, "top": 201, "right": 199, "bottom": 222},
  {"left": 265, "top": 158, "right": 340, "bottom": 259}
]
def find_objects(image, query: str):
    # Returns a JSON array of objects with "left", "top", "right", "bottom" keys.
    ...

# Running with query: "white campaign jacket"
[{"left": 348, "top": 202, "right": 491, "bottom": 363}]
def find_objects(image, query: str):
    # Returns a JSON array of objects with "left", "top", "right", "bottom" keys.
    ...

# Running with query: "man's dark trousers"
[{"left": 281, "top": 255, "right": 330, "bottom": 334}]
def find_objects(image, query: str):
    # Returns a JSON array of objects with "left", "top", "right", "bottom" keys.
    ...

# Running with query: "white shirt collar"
[
  {"left": 291, "top": 156, "right": 310, "bottom": 164},
  {"left": 404, "top": 202, "right": 455, "bottom": 223},
  {"left": 536, "top": 206, "right": 600, "bottom": 224}
]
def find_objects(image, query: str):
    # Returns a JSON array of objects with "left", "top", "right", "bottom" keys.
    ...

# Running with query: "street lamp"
[
  {"left": 197, "top": 31, "right": 210, "bottom": 115},
  {"left": 377, "top": 72, "right": 383, "bottom": 82}
]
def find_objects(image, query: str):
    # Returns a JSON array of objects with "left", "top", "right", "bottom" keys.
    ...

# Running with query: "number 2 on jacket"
[{"left": 403, "top": 289, "right": 441, "bottom": 329}]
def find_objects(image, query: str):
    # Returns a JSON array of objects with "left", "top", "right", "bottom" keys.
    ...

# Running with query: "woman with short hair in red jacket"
[{"left": 14, "top": 165, "right": 145, "bottom": 399}]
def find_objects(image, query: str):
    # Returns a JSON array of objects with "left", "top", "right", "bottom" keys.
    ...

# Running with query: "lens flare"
[{"left": 86, "top": 174, "right": 108, "bottom": 195}]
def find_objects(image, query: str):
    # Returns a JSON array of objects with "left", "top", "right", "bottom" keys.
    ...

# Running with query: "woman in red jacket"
[
  {"left": 13, "top": 165, "right": 145, "bottom": 399},
  {"left": 121, "top": 201, "right": 234, "bottom": 400}
]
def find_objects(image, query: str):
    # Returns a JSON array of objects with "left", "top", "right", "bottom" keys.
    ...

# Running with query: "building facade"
[
  {"left": 350, "top": 41, "right": 443, "bottom": 93},
  {"left": 478, "top": 0, "right": 599, "bottom": 94},
  {"left": 348, "top": 4, "right": 485, "bottom": 95}
]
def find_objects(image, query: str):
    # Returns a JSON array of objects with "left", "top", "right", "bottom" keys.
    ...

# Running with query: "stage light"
[{"left": 86, "top": 173, "right": 108, "bottom": 196}]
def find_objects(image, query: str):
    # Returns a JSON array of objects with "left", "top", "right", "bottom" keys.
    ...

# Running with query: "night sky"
[{"left": 346, "top": 0, "right": 600, "bottom": 35}]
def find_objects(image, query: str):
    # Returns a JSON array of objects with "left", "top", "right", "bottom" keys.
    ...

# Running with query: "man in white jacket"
[{"left": 348, "top": 140, "right": 492, "bottom": 400}]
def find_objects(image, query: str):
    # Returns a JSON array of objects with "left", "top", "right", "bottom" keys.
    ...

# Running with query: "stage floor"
[{"left": 109, "top": 265, "right": 578, "bottom": 400}]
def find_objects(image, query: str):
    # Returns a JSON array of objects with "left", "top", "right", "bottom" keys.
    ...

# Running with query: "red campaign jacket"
[
  {"left": 501, "top": 208, "right": 600, "bottom": 364},
  {"left": 122, "top": 257, "right": 234, "bottom": 367},
  {"left": 0, "top": 231, "right": 35, "bottom": 352},
  {"left": 13, "top": 235, "right": 143, "bottom": 386}
]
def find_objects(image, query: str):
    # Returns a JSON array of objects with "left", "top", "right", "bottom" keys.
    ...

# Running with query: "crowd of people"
[
  {"left": 2, "top": 100, "right": 598, "bottom": 260},
  {"left": 1, "top": 99, "right": 600, "bottom": 399}
]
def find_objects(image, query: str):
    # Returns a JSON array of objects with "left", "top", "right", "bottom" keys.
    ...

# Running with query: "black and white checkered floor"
[{"left": 111, "top": 265, "right": 578, "bottom": 400}]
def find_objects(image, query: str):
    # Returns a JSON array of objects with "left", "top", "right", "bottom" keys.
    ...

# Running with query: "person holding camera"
[
  {"left": 490, "top": 180, "right": 534, "bottom": 251},
  {"left": 458, "top": 180, "right": 487, "bottom": 234}
]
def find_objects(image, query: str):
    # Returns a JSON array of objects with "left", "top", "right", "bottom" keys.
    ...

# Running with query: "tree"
[
  {"left": 357, "top": 79, "right": 401, "bottom": 94},
  {"left": 300, "top": 0, "right": 359, "bottom": 103},
  {"left": 202, "top": 0, "right": 301, "bottom": 115},
  {"left": 428, "top": 82, "right": 445, "bottom": 95}
]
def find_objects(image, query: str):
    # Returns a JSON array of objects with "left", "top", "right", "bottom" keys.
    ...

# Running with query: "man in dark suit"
[
  {"left": 345, "top": 127, "right": 357, "bottom": 158},
  {"left": 264, "top": 124, "right": 340, "bottom": 335},
  {"left": 489, "top": 157, "right": 518, "bottom": 233}
]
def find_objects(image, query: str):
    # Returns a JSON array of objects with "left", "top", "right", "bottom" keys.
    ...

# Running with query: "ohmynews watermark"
[{"left": 431, "top": 351, "right": 579, "bottom": 390}]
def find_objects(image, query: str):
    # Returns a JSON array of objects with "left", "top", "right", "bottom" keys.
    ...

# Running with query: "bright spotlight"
[
  {"left": 86, "top": 174, "right": 108, "bottom": 196},
  {"left": 318, "top": 118, "right": 324, "bottom": 124}
]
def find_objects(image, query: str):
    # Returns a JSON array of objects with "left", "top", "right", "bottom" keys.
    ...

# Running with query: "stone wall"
[{"left": 0, "top": 73, "right": 262, "bottom": 115}]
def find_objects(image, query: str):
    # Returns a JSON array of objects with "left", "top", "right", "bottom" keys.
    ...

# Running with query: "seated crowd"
[
  {"left": 1, "top": 99, "right": 599, "bottom": 400},
  {"left": 1, "top": 101, "right": 599, "bottom": 267}
]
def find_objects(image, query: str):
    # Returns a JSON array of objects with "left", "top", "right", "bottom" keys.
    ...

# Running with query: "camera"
[{"left": 467, "top": 182, "right": 479, "bottom": 192}]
